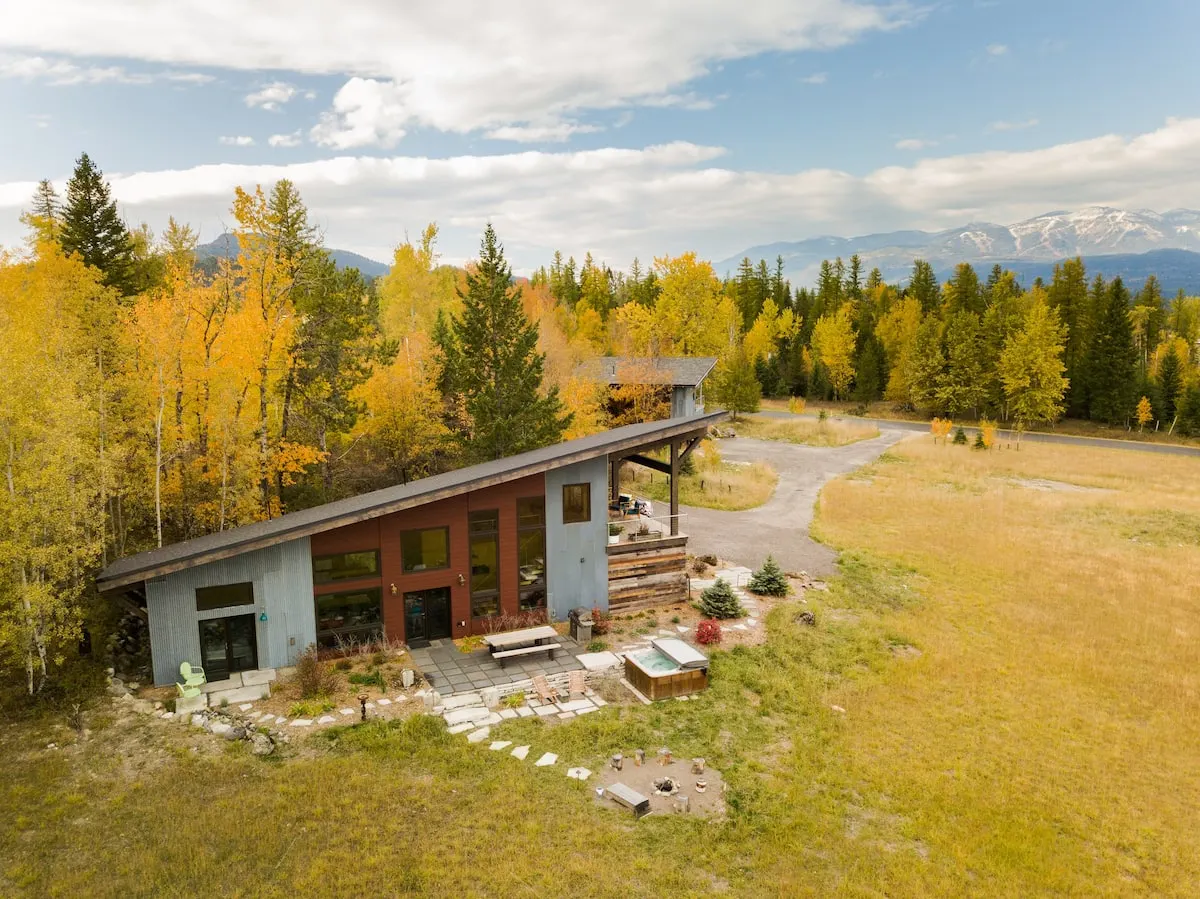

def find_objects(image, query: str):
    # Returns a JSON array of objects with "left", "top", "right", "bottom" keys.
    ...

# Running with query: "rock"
[
  {"left": 441, "top": 692, "right": 483, "bottom": 711},
  {"left": 130, "top": 699, "right": 156, "bottom": 715},
  {"left": 224, "top": 726, "right": 246, "bottom": 741},
  {"left": 489, "top": 740, "right": 512, "bottom": 751},
  {"left": 466, "top": 726, "right": 491, "bottom": 743},
  {"left": 511, "top": 745, "right": 530, "bottom": 760},
  {"left": 209, "top": 722, "right": 232, "bottom": 736},
  {"left": 534, "top": 752, "right": 557, "bottom": 767},
  {"left": 796, "top": 610, "right": 816, "bottom": 626},
  {"left": 481, "top": 687, "right": 500, "bottom": 709},
  {"left": 190, "top": 714, "right": 206, "bottom": 728},
  {"left": 444, "top": 707, "right": 490, "bottom": 726},
  {"left": 830, "top": 705, "right": 846, "bottom": 714},
  {"left": 250, "top": 733, "right": 274, "bottom": 756},
  {"left": 317, "top": 715, "right": 336, "bottom": 724}
]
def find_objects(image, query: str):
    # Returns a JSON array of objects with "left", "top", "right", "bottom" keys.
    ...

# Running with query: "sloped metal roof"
[
  {"left": 97, "top": 410, "right": 725, "bottom": 591},
  {"left": 577, "top": 356, "right": 718, "bottom": 388}
]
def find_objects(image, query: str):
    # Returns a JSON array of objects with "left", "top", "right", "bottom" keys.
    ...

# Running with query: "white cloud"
[
  {"left": 895, "top": 137, "right": 935, "bottom": 150},
  {"left": 986, "top": 43, "right": 1009, "bottom": 56},
  {"left": 988, "top": 118, "right": 1039, "bottom": 132},
  {"left": 0, "top": 53, "right": 212, "bottom": 85},
  {"left": 267, "top": 130, "right": 303, "bottom": 148},
  {"left": 29, "top": 113, "right": 52, "bottom": 129},
  {"left": 0, "top": 1, "right": 920, "bottom": 142},
  {"left": 218, "top": 135, "right": 255, "bottom": 146},
  {"left": 486, "top": 123, "right": 604, "bottom": 143},
  {"left": 244, "top": 80, "right": 297, "bottom": 111},
  {"left": 801, "top": 72, "right": 828, "bottom": 85},
  {"left": 7, "top": 119, "right": 1198, "bottom": 273}
]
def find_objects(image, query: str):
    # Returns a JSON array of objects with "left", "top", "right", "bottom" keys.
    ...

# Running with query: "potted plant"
[{"left": 608, "top": 522, "right": 623, "bottom": 545}]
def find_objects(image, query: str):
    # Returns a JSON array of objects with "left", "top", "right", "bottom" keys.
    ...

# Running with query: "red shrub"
[
  {"left": 591, "top": 606, "right": 612, "bottom": 636},
  {"left": 695, "top": 619, "right": 722, "bottom": 645}
]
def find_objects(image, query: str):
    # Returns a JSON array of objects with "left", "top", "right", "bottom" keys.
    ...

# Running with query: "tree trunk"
[{"left": 155, "top": 383, "right": 165, "bottom": 548}]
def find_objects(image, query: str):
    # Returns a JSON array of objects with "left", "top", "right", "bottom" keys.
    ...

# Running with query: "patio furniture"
[
  {"left": 179, "top": 662, "right": 206, "bottom": 688},
  {"left": 176, "top": 681, "right": 202, "bottom": 699},
  {"left": 492, "top": 643, "right": 557, "bottom": 668},
  {"left": 604, "top": 783, "right": 651, "bottom": 818},
  {"left": 568, "top": 669, "right": 586, "bottom": 698},
  {"left": 532, "top": 674, "right": 564, "bottom": 704},
  {"left": 484, "top": 625, "right": 559, "bottom": 669}
]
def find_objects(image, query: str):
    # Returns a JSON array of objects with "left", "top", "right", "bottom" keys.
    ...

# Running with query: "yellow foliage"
[
  {"left": 744, "top": 298, "right": 799, "bottom": 363},
  {"left": 931, "top": 417, "right": 954, "bottom": 443},
  {"left": 787, "top": 396, "right": 807, "bottom": 415},
  {"left": 811, "top": 306, "right": 857, "bottom": 399},
  {"left": 979, "top": 418, "right": 998, "bottom": 449},
  {"left": 561, "top": 376, "right": 609, "bottom": 439},
  {"left": 1136, "top": 395, "right": 1153, "bottom": 429}
]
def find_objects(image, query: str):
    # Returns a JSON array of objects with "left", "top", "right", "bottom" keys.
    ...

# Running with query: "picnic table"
[{"left": 483, "top": 625, "right": 560, "bottom": 668}]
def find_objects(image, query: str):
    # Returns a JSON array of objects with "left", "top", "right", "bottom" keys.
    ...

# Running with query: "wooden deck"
[{"left": 606, "top": 536, "right": 689, "bottom": 612}]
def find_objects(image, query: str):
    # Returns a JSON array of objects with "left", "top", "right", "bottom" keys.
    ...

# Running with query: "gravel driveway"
[{"left": 682, "top": 429, "right": 908, "bottom": 577}]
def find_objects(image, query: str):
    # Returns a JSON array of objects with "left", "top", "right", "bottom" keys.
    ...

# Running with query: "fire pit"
[{"left": 652, "top": 777, "right": 679, "bottom": 796}]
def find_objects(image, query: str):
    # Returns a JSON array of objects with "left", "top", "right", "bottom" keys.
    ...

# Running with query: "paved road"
[
  {"left": 760, "top": 410, "right": 1200, "bottom": 458},
  {"left": 683, "top": 429, "right": 907, "bottom": 578}
]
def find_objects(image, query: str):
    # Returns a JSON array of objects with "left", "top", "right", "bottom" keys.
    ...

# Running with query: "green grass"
[{"left": 3, "top": 439, "right": 1198, "bottom": 896}]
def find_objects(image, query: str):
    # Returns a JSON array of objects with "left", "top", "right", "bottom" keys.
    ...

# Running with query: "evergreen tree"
[
  {"left": 1087, "top": 277, "right": 1138, "bottom": 425},
  {"left": 699, "top": 578, "right": 744, "bottom": 619},
  {"left": 853, "top": 335, "right": 885, "bottom": 404},
  {"left": 1133, "top": 275, "right": 1165, "bottom": 370},
  {"left": 1178, "top": 383, "right": 1200, "bottom": 437},
  {"left": 59, "top": 152, "right": 135, "bottom": 295},
  {"left": 1047, "top": 258, "right": 1091, "bottom": 418},
  {"left": 22, "top": 179, "right": 62, "bottom": 244},
  {"left": 1157, "top": 347, "right": 1182, "bottom": 422},
  {"left": 906, "top": 315, "right": 946, "bottom": 412},
  {"left": 986, "top": 263, "right": 1004, "bottom": 295},
  {"left": 937, "top": 311, "right": 986, "bottom": 416},
  {"left": 908, "top": 259, "right": 941, "bottom": 313},
  {"left": 943, "top": 262, "right": 985, "bottom": 315},
  {"left": 445, "top": 224, "right": 570, "bottom": 462},
  {"left": 748, "top": 555, "right": 790, "bottom": 597}
]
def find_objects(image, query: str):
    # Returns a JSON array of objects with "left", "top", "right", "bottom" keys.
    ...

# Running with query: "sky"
[{"left": 2, "top": 0, "right": 1199, "bottom": 273}]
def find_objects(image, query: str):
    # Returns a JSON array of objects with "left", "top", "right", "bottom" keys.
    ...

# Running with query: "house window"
[
  {"left": 315, "top": 587, "right": 383, "bottom": 648},
  {"left": 312, "top": 549, "right": 380, "bottom": 584},
  {"left": 469, "top": 509, "right": 500, "bottom": 618},
  {"left": 400, "top": 527, "right": 450, "bottom": 573},
  {"left": 517, "top": 497, "right": 547, "bottom": 612},
  {"left": 562, "top": 483, "right": 591, "bottom": 524},
  {"left": 195, "top": 582, "right": 254, "bottom": 612}
]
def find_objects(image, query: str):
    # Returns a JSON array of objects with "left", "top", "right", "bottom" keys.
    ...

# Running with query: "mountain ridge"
[
  {"left": 193, "top": 233, "right": 390, "bottom": 278},
  {"left": 717, "top": 206, "right": 1200, "bottom": 291}
]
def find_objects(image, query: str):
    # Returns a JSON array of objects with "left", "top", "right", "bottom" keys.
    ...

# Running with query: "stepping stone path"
[
  {"left": 339, "top": 708, "right": 355, "bottom": 716},
  {"left": 239, "top": 703, "right": 254, "bottom": 711},
  {"left": 318, "top": 715, "right": 336, "bottom": 724},
  {"left": 467, "top": 727, "right": 491, "bottom": 744},
  {"left": 534, "top": 752, "right": 557, "bottom": 767},
  {"left": 566, "top": 767, "right": 591, "bottom": 781},
  {"left": 376, "top": 697, "right": 391, "bottom": 706},
  {"left": 489, "top": 741, "right": 512, "bottom": 751},
  {"left": 511, "top": 745, "right": 530, "bottom": 760},
  {"left": 290, "top": 719, "right": 313, "bottom": 727},
  {"left": 515, "top": 707, "right": 534, "bottom": 718},
  {"left": 447, "top": 722, "right": 475, "bottom": 735},
  {"left": 498, "top": 709, "right": 518, "bottom": 719}
]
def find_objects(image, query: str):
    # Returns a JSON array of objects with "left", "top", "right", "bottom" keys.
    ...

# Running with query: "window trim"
[
  {"left": 469, "top": 509, "right": 501, "bottom": 619},
  {"left": 517, "top": 496, "right": 547, "bottom": 613},
  {"left": 195, "top": 582, "right": 255, "bottom": 612},
  {"left": 399, "top": 525, "right": 451, "bottom": 574},
  {"left": 311, "top": 548, "right": 381, "bottom": 584},
  {"left": 562, "top": 482, "right": 592, "bottom": 524}
]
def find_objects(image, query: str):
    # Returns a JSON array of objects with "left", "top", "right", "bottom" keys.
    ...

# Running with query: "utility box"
[{"left": 568, "top": 607, "right": 593, "bottom": 643}]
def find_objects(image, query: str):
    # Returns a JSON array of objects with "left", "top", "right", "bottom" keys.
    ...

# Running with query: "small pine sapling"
[
  {"left": 699, "top": 578, "right": 744, "bottom": 619},
  {"left": 973, "top": 431, "right": 986, "bottom": 449},
  {"left": 696, "top": 619, "right": 722, "bottom": 645},
  {"left": 747, "top": 554, "right": 790, "bottom": 597},
  {"left": 953, "top": 426, "right": 968, "bottom": 445}
]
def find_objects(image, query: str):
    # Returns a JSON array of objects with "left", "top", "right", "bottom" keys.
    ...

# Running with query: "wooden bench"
[
  {"left": 491, "top": 643, "right": 557, "bottom": 668},
  {"left": 604, "top": 783, "right": 650, "bottom": 818}
]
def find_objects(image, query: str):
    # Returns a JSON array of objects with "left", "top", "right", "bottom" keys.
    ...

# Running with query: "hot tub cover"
[{"left": 651, "top": 638, "right": 709, "bottom": 669}]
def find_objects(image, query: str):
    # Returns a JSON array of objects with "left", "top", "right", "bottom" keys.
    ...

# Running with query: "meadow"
[
  {"left": 2, "top": 437, "right": 1197, "bottom": 897},
  {"left": 736, "top": 413, "right": 880, "bottom": 447}
]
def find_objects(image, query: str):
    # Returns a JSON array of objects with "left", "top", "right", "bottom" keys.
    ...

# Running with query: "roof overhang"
[{"left": 97, "top": 411, "right": 727, "bottom": 593}]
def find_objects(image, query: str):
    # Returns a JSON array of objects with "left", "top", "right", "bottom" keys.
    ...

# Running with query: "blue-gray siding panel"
[
  {"left": 145, "top": 538, "right": 315, "bottom": 686},
  {"left": 544, "top": 458, "right": 610, "bottom": 621}
]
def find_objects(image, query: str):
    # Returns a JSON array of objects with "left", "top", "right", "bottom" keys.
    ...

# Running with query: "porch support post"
[
  {"left": 669, "top": 439, "right": 680, "bottom": 536},
  {"left": 610, "top": 458, "right": 621, "bottom": 503}
]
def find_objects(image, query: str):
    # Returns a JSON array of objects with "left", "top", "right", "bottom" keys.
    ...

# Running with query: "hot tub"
[{"left": 623, "top": 638, "right": 709, "bottom": 701}]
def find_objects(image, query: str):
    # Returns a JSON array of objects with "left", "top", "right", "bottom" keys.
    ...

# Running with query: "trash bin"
[{"left": 569, "top": 607, "right": 593, "bottom": 643}]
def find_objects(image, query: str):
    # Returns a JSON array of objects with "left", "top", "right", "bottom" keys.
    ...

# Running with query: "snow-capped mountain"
[{"left": 718, "top": 206, "right": 1200, "bottom": 287}]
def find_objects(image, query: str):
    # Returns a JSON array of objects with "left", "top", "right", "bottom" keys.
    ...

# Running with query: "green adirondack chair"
[
  {"left": 176, "top": 681, "right": 201, "bottom": 699},
  {"left": 180, "top": 661, "right": 206, "bottom": 688}
]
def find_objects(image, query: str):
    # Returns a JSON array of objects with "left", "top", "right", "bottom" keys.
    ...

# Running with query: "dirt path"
[{"left": 683, "top": 430, "right": 908, "bottom": 576}]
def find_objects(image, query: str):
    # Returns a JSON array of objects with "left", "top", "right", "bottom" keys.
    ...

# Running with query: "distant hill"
[
  {"left": 194, "top": 234, "right": 390, "bottom": 279},
  {"left": 718, "top": 206, "right": 1200, "bottom": 293}
]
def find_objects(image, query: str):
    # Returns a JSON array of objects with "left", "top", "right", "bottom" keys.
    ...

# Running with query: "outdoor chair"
[
  {"left": 179, "top": 661, "right": 206, "bottom": 688},
  {"left": 532, "top": 674, "right": 563, "bottom": 705},
  {"left": 568, "top": 670, "right": 586, "bottom": 698},
  {"left": 176, "top": 681, "right": 202, "bottom": 699}
]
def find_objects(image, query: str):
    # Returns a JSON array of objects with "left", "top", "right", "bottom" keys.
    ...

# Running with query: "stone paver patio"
[{"left": 407, "top": 634, "right": 587, "bottom": 694}]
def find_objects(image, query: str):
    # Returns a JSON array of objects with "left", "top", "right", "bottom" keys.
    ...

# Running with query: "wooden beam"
[
  {"left": 677, "top": 435, "right": 704, "bottom": 466},
  {"left": 610, "top": 459, "right": 621, "bottom": 502},
  {"left": 624, "top": 453, "right": 671, "bottom": 475},
  {"left": 669, "top": 439, "right": 680, "bottom": 536}
]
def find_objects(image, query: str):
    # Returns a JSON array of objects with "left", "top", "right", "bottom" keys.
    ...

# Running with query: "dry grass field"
[
  {"left": 737, "top": 413, "right": 880, "bottom": 447},
  {"left": 625, "top": 457, "right": 779, "bottom": 511},
  {"left": 2, "top": 437, "right": 1197, "bottom": 897}
]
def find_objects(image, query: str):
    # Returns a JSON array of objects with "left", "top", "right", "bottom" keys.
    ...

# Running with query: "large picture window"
[
  {"left": 312, "top": 549, "right": 380, "bottom": 584},
  {"left": 517, "top": 497, "right": 547, "bottom": 612},
  {"left": 400, "top": 527, "right": 450, "bottom": 573},
  {"left": 195, "top": 582, "right": 254, "bottom": 612},
  {"left": 469, "top": 509, "right": 500, "bottom": 618},
  {"left": 562, "top": 483, "right": 591, "bottom": 524},
  {"left": 315, "top": 587, "right": 382, "bottom": 648}
]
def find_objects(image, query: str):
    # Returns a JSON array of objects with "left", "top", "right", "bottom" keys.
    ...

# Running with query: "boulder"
[
  {"left": 224, "top": 726, "right": 247, "bottom": 741},
  {"left": 250, "top": 733, "right": 275, "bottom": 756}
]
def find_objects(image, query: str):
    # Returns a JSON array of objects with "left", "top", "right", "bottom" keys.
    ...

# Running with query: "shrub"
[
  {"left": 288, "top": 700, "right": 319, "bottom": 718},
  {"left": 696, "top": 619, "right": 722, "bottom": 645},
  {"left": 973, "top": 430, "right": 987, "bottom": 450},
  {"left": 670, "top": 615, "right": 681, "bottom": 624},
  {"left": 953, "top": 426, "right": 968, "bottom": 445},
  {"left": 502, "top": 691, "right": 525, "bottom": 709},
  {"left": 349, "top": 669, "right": 385, "bottom": 691},
  {"left": 335, "top": 659, "right": 352, "bottom": 671},
  {"left": 787, "top": 396, "right": 806, "bottom": 415},
  {"left": 591, "top": 606, "right": 612, "bottom": 636},
  {"left": 586, "top": 639, "right": 609, "bottom": 652},
  {"left": 818, "top": 408, "right": 828, "bottom": 422},
  {"left": 371, "top": 651, "right": 387, "bottom": 667},
  {"left": 699, "top": 578, "right": 744, "bottom": 619},
  {"left": 295, "top": 645, "right": 340, "bottom": 699},
  {"left": 748, "top": 555, "right": 790, "bottom": 597}
]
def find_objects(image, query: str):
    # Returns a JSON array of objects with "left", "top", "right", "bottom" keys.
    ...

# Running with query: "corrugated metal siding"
[
  {"left": 145, "top": 537, "right": 314, "bottom": 686},
  {"left": 545, "top": 458, "right": 610, "bottom": 621}
]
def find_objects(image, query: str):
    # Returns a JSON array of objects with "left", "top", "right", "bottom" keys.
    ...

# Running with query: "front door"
[
  {"left": 199, "top": 614, "right": 259, "bottom": 682},
  {"left": 404, "top": 588, "right": 452, "bottom": 647}
]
